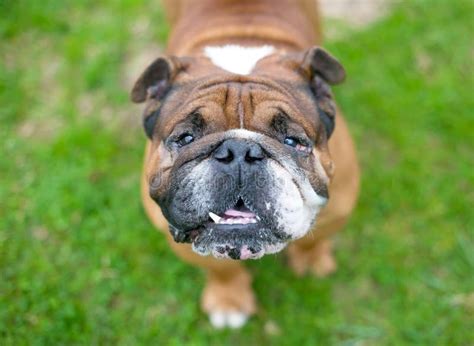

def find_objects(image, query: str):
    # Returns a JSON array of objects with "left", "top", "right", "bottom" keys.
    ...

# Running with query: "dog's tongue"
[{"left": 223, "top": 208, "right": 256, "bottom": 218}]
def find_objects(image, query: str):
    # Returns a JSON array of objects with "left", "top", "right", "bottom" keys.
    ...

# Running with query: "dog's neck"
[{"left": 165, "top": 0, "right": 321, "bottom": 56}]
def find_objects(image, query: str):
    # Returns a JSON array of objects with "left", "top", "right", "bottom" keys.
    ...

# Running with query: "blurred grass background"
[{"left": 1, "top": 0, "right": 473, "bottom": 344}]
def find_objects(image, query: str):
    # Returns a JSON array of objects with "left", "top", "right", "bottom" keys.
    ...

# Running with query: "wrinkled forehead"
[{"left": 156, "top": 75, "right": 319, "bottom": 138}]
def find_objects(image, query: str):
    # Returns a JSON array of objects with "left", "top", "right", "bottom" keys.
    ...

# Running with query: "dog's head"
[{"left": 131, "top": 46, "right": 345, "bottom": 259}]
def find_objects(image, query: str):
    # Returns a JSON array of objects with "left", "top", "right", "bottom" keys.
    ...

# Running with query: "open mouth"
[
  {"left": 184, "top": 198, "right": 288, "bottom": 260},
  {"left": 208, "top": 198, "right": 259, "bottom": 225}
]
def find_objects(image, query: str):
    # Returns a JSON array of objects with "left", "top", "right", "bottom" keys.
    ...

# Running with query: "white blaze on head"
[{"left": 204, "top": 45, "right": 275, "bottom": 75}]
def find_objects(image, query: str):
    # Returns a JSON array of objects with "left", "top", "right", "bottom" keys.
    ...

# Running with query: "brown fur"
[{"left": 140, "top": 0, "right": 360, "bottom": 319}]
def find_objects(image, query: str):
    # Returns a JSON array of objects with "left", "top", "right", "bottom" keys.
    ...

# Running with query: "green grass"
[{"left": 1, "top": 0, "right": 473, "bottom": 344}]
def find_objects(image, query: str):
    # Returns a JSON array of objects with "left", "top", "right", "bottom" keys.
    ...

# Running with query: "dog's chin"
[
  {"left": 190, "top": 222, "right": 288, "bottom": 260},
  {"left": 170, "top": 221, "right": 290, "bottom": 260}
]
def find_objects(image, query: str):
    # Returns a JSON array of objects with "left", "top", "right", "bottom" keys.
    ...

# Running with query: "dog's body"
[{"left": 134, "top": 0, "right": 359, "bottom": 328}]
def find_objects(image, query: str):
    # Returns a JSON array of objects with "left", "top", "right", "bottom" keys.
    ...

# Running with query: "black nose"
[{"left": 213, "top": 139, "right": 265, "bottom": 164}]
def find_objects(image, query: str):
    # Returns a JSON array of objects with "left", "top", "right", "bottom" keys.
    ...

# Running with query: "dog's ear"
[
  {"left": 131, "top": 56, "right": 190, "bottom": 138},
  {"left": 301, "top": 46, "right": 346, "bottom": 85},
  {"left": 130, "top": 56, "right": 187, "bottom": 103},
  {"left": 300, "top": 47, "right": 345, "bottom": 138}
]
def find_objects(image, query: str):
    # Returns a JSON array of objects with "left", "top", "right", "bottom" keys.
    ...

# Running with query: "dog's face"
[{"left": 131, "top": 46, "right": 345, "bottom": 259}]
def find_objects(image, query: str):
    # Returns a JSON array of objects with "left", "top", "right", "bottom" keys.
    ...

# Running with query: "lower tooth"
[{"left": 209, "top": 212, "right": 221, "bottom": 223}]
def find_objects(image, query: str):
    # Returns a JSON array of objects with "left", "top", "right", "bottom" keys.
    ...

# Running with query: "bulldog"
[{"left": 131, "top": 0, "right": 360, "bottom": 328}]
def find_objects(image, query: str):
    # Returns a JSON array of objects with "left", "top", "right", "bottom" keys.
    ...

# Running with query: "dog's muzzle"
[{"left": 158, "top": 130, "right": 328, "bottom": 260}]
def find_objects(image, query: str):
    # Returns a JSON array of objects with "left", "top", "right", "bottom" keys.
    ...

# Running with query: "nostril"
[
  {"left": 214, "top": 148, "right": 234, "bottom": 163},
  {"left": 245, "top": 152, "right": 261, "bottom": 163},
  {"left": 245, "top": 146, "right": 265, "bottom": 163}
]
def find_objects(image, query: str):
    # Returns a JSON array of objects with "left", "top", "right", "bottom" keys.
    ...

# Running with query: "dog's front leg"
[{"left": 167, "top": 237, "right": 256, "bottom": 329}]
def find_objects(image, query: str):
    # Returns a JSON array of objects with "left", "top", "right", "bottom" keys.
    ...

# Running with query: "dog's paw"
[
  {"left": 312, "top": 250, "right": 337, "bottom": 277},
  {"left": 201, "top": 270, "right": 256, "bottom": 329},
  {"left": 209, "top": 310, "right": 249, "bottom": 329},
  {"left": 287, "top": 239, "right": 337, "bottom": 278}
]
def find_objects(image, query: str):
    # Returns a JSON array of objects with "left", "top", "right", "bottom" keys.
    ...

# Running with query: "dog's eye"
[
  {"left": 284, "top": 136, "right": 312, "bottom": 153},
  {"left": 284, "top": 137, "right": 298, "bottom": 147},
  {"left": 175, "top": 133, "right": 194, "bottom": 147}
]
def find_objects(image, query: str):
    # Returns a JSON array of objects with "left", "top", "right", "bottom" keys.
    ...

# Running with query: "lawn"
[{"left": 1, "top": 0, "right": 473, "bottom": 344}]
